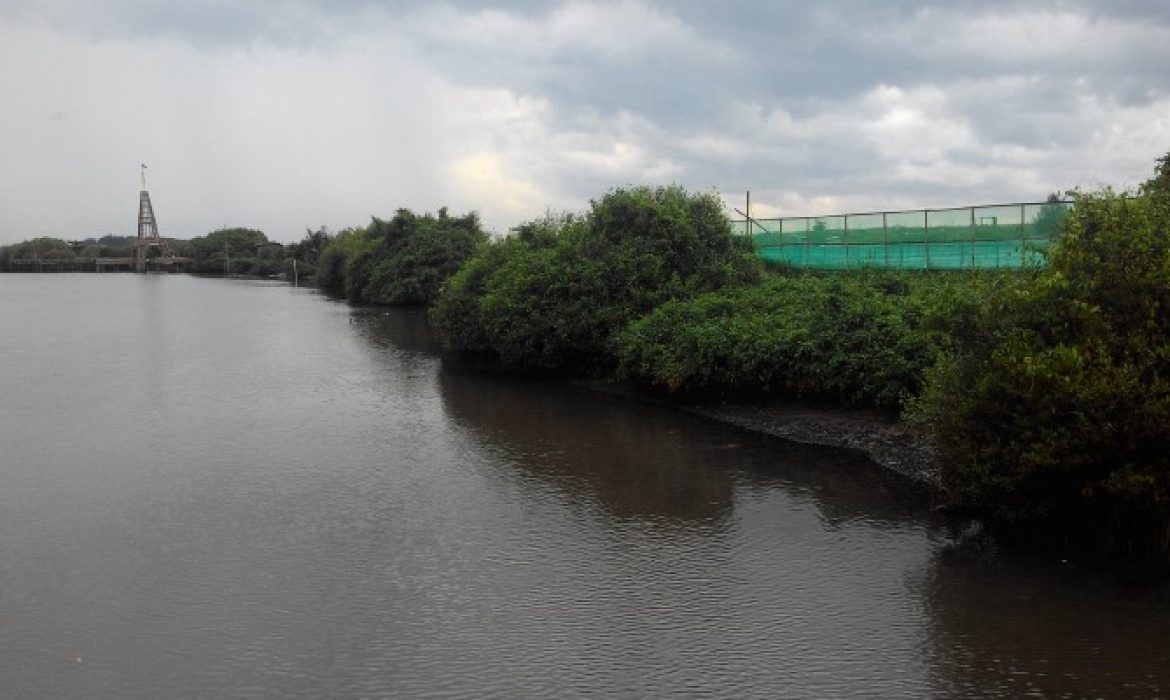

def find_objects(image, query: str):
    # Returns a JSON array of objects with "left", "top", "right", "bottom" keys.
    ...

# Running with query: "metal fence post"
[
  {"left": 883, "top": 212, "right": 889, "bottom": 268},
  {"left": 843, "top": 215, "right": 850, "bottom": 269},
  {"left": 1020, "top": 203, "right": 1026, "bottom": 266},
  {"left": 803, "top": 218, "right": 810, "bottom": 269},
  {"left": 924, "top": 209, "right": 931, "bottom": 271},
  {"left": 970, "top": 206, "right": 976, "bottom": 270}
]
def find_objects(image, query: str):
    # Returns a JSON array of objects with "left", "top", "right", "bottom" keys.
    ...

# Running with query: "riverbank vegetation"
[
  {"left": 429, "top": 186, "right": 991, "bottom": 412},
  {"left": 615, "top": 270, "right": 1006, "bottom": 411},
  {"left": 912, "top": 164, "right": 1170, "bottom": 566},
  {"left": 429, "top": 186, "right": 758, "bottom": 372},
  {"left": 315, "top": 208, "right": 485, "bottom": 306},
  {"left": 426, "top": 157, "right": 1170, "bottom": 570}
]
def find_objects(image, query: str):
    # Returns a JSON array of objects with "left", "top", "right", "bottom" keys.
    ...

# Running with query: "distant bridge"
[{"left": 736, "top": 201, "right": 1072, "bottom": 270}]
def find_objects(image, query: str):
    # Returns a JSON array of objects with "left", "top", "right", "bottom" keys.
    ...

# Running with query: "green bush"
[
  {"left": 290, "top": 227, "right": 332, "bottom": 271},
  {"left": 617, "top": 270, "right": 1002, "bottom": 410},
  {"left": 315, "top": 228, "right": 368, "bottom": 296},
  {"left": 1144, "top": 152, "right": 1170, "bottom": 198},
  {"left": 362, "top": 209, "right": 486, "bottom": 306},
  {"left": 315, "top": 209, "right": 484, "bottom": 306},
  {"left": 186, "top": 227, "right": 271, "bottom": 274},
  {"left": 430, "top": 187, "right": 759, "bottom": 372},
  {"left": 912, "top": 186, "right": 1170, "bottom": 561}
]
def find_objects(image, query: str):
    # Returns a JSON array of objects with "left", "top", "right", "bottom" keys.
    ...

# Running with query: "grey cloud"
[{"left": 1, "top": 0, "right": 1167, "bottom": 244}]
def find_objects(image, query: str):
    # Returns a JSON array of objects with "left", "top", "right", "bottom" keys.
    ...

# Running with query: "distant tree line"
[
  {"left": 0, "top": 227, "right": 329, "bottom": 276},
  {"left": 0, "top": 212, "right": 479, "bottom": 285},
  {"left": 0, "top": 235, "right": 137, "bottom": 270}
]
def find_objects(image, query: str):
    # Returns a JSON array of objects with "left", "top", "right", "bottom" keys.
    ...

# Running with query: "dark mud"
[
  {"left": 678, "top": 398, "right": 941, "bottom": 486},
  {"left": 577, "top": 382, "right": 941, "bottom": 487}
]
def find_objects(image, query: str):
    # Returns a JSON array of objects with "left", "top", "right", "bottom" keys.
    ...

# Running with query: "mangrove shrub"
[
  {"left": 316, "top": 208, "right": 485, "bottom": 306},
  {"left": 913, "top": 186, "right": 1170, "bottom": 562},
  {"left": 617, "top": 270, "right": 999, "bottom": 410},
  {"left": 430, "top": 186, "right": 759, "bottom": 371}
]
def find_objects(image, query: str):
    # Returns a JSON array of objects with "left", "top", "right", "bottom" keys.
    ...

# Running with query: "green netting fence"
[{"left": 735, "top": 201, "right": 1072, "bottom": 270}]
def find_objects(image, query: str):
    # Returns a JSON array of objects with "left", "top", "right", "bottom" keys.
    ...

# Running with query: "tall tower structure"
[{"left": 136, "top": 163, "right": 166, "bottom": 272}]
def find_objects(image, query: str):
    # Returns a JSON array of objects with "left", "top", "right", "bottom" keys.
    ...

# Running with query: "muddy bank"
[
  {"left": 576, "top": 382, "right": 942, "bottom": 487},
  {"left": 677, "top": 399, "right": 941, "bottom": 486}
]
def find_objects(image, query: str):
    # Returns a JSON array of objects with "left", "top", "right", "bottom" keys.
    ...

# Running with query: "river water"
[{"left": 0, "top": 274, "right": 1167, "bottom": 698}]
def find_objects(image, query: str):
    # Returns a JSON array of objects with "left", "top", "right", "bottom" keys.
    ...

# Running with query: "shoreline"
[
  {"left": 677, "top": 399, "right": 942, "bottom": 486},
  {"left": 575, "top": 380, "right": 942, "bottom": 487}
]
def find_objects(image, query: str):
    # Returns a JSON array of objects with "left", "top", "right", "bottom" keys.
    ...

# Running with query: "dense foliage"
[
  {"left": 617, "top": 271, "right": 1003, "bottom": 410},
  {"left": 0, "top": 237, "right": 78, "bottom": 267},
  {"left": 1144, "top": 152, "right": 1170, "bottom": 198},
  {"left": 0, "top": 235, "right": 142, "bottom": 270},
  {"left": 912, "top": 183, "right": 1170, "bottom": 561},
  {"left": 316, "top": 208, "right": 485, "bottom": 306},
  {"left": 286, "top": 227, "right": 333, "bottom": 279},
  {"left": 179, "top": 227, "right": 285, "bottom": 275},
  {"left": 430, "top": 186, "right": 759, "bottom": 372}
]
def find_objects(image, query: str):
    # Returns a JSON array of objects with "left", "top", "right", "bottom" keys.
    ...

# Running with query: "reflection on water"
[
  {"left": 439, "top": 366, "right": 737, "bottom": 524},
  {"left": 433, "top": 366, "right": 947, "bottom": 697},
  {"left": 436, "top": 362, "right": 932, "bottom": 531},
  {"left": 0, "top": 276, "right": 1167, "bottom": 698},
  {"left": 925, "top": 543, "right": 1170, "bottom": 698}
]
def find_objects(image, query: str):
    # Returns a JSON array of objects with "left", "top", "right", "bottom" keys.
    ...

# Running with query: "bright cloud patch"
[{"left": 450, "top": 152, "right": 547, "bottom": 228}]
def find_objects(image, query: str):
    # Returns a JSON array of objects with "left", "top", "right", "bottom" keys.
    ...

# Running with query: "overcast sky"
[{"left": 2, "top": 0, "right": 1168, "bottom": 244}]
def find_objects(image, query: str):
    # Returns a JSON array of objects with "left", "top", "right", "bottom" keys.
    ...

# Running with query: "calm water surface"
[{"left": 1, "top": 275, "right": 1167, "bottom": 698}]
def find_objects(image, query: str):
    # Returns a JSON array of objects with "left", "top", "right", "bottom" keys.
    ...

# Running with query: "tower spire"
[{"left": 135, "top": 163, "right": 165, "bottom": 272}]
